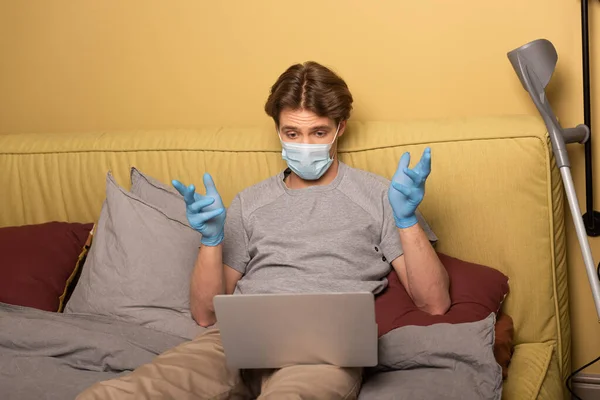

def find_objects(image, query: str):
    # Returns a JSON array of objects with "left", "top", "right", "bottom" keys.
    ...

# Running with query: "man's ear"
[{"left": 338, "top": 120, "right": 347, "bottom": 137}]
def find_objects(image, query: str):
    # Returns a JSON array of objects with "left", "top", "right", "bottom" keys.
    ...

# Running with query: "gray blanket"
[
  {"left": 0, "top": 303, "right": 188, "bottom": 400},
  {"left": 0, "top": 303, "right": 503, "bottom": 400}
]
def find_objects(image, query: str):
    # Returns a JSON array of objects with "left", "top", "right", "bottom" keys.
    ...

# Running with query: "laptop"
[{"left": 213, "top": 292, "right": 378, "bottom": 369}]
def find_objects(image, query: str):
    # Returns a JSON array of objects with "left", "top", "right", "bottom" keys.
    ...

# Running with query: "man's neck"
[{"left": 285, "top": 158, "right": 340, "bottom": 190}]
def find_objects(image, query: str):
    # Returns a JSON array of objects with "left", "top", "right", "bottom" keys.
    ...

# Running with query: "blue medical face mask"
[{"left": 279, "top": 124, "right": 340, "bottom": 181}]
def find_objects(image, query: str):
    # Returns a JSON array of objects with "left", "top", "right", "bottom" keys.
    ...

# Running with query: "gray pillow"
[
  {"left": 129, "top": 167, "right": 188, "bottom": 226},
  {"left": 64, "top": 172, "right": 205, "bottom": 340},
  {"left": 359, "top": 313, "right": 502, "bottom": 400}
]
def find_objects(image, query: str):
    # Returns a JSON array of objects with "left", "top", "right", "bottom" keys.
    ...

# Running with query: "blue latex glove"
[
  {"left": 388, "top": 147, "right": 431, "bottom": 229},
  {"left": 172, "top": 173, "right": 226, "bottom": 246}
]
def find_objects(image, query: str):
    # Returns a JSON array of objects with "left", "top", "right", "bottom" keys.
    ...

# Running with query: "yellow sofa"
[{"left": 0, "top": 114, "right": 570, "bottom": 399}]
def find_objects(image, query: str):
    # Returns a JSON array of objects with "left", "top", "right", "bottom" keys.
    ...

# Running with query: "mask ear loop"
[
  {"left": 327, "top": 123, "right": 342, "bottom": 163},
  {"left": 330, "top": 123, "right": 341, "bottom": 145}
]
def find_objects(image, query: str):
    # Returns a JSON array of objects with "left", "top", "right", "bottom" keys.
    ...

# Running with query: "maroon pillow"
[
  {"left": 0, "top": 221, "right": 94, "bottom": 312},
  {"left": 375, "top": 252, "right": 510, "bottom": 336}
]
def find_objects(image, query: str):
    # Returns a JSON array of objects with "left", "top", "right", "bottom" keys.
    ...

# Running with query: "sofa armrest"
[{"left": 503, "top": 342, "right": 563, "bottom": 400}]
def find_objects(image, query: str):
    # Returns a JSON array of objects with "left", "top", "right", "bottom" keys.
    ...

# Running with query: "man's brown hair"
[{"left": 264, "top": 61, "right": 353, "bottom": 126}]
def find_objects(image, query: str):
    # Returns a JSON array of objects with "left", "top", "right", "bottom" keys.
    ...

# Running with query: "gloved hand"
[
  {"left": 388, "top": 147, "right": 431, "bottom": 229},
  {"left": 172, "top": 173, "right": 226, "bottom": 246}
]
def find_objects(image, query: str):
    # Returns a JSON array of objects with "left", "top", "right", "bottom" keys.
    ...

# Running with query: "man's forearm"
[
  {"left": 190, "top": 244, "right": 224, "bottom": 327},
  {"left": 398, "top": 225, "right": 450, "bottom": 315}
]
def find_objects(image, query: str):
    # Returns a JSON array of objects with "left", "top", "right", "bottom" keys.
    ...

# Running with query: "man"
[{"left": 79, "top": 61, "right": 450, "bottom": 399}]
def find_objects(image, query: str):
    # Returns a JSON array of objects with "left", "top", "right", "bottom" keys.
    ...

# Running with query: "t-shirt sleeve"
[
  {"left": 222, "top": 194, "right": 251, "bottom": 274},
  {"left": 379, "top": 189, "right": 439, "bottom": 263}
]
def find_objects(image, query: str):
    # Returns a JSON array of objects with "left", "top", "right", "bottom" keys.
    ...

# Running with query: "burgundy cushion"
[
  {"left": 375, "top": 252, "right": 510, "bottom": 335},
  {"left": 0, "top": 221, "right": 93, "bottom": 312}
]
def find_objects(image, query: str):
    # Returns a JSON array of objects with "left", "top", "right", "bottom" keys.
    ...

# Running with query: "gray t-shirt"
[{"left": 222, "top": 161, "right": 437, "bottom": 295}]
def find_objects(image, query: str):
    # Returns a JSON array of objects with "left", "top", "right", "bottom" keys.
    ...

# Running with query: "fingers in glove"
[
  {"left": 197, "top": 208, "right": 225, "bottom": 222},
  {"left": 189, "top": 197, "right": 216, "bottom": 213},
  {"left": 391, "top": 181, "right": 412, "bottom": 197},
  {"left": 393, "top": 152, "right": 411, "bottom": 181},
  {"left": 415, "top": 147, "right": 432, "bottom": 176},
  {"left": 203, "top": 173, "right": 220, "bottom": 198},
  {"left": 171, "top": 179, "right": 187, "bottom": 196},
  {"left": 403, "top": 167, "right": 423, "bottom": 184},
  {"left": 172, "top": 179, "right": 196, "bottom": 205}
]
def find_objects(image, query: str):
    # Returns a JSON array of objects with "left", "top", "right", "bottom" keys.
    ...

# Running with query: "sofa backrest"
[{"left": 0, "top": 114, "right": 570, "bottom": 380}]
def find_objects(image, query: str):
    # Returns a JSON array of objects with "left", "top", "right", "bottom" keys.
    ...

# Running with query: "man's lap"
[
  {"left": 77, "top": 328, "right": 362, "bottom": 400},
  {"left": 245, "top": 364, "right": 362, "bottom": 399}
]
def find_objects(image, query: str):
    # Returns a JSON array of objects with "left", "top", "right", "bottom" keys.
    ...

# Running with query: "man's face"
[{"left": 278, "top": 108, "right": 345, "bottom": 145}]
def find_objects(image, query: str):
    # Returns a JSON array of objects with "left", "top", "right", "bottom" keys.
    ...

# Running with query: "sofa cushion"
[
  {"left": 0, "top": 221, "right": 93, "bottom": 312},
  {"left": 359, "top": 313, "right": 502, "bottom": 400},
  {"left": 64, "top": 172, "right": 205, "bottom": 340},
  {"left": 501, "top": 342, "right": 556, "bottom": 400}
]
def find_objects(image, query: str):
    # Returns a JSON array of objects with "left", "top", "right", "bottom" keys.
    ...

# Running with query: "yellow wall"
[{"left": 1, "top": 0, "right": 600, "bottom": 374}]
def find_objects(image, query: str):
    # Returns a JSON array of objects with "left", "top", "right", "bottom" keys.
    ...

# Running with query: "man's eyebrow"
[
  {"left": 280, "top": 124, "right": 333, "bottom": 131},
  {"left": 310, "top": 125, "right": 333, "bottom": 131}
]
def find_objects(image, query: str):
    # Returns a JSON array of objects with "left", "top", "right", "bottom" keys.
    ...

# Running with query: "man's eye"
[
  {"left": 315, "top": 131, "right": 327, "bottom": 137},
  {"left": 286, "top": 132, "right": 297, "bottom": 139}
]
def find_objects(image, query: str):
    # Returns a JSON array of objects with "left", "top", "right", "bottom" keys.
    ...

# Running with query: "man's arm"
[
  {"left": 387, "top": 147, "right": 450, "bottom": 315},
  {"left": 391, "top": 224, "right": 450, "bottom": 315},
  {"left": 171, "top": 173, "right": 244, "bottom": 327},
  {"left": 189, "top": 244, "right": 242, "bottom": 327}
]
